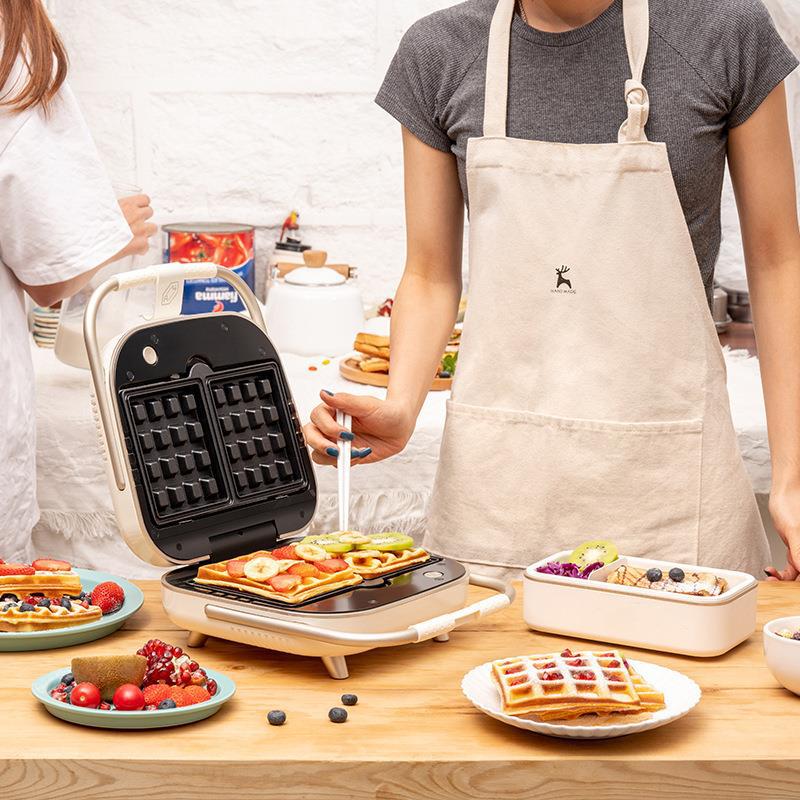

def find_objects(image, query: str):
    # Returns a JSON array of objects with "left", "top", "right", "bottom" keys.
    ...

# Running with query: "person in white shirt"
[{"left": 0, "top": 0, "right": 156, "bottom": 561}]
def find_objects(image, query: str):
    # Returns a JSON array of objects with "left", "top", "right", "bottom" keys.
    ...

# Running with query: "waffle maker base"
[{"left": 161, "top": 546, "right": 470, "bottom": 678}]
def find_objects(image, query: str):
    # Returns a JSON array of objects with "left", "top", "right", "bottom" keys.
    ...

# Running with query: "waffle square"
[
  {"left": 491, "top": 649, "right": 665, "bottom": 722},
  {"left": 343, "top": 547, "right": 430, "bottom": 578},
  {"left": 607, "top": 565, "right": 728, "bottom": 596},
  {"left": 0, "top": 571, "right": 82, "bottom": 599},
  {"left": 195, "top": 550, "right": 362, "bottom": 604},
  {"left": 0, "top": 601, "right": 102, "bottom": 632}
]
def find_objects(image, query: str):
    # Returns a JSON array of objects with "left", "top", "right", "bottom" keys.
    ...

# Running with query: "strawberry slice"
[
  {"left": 287, "top": 563, "right": 321, "bottom": 578},
  {"left": 226, "top": 560, "right": 247, "bottom": 578},
  {"left": 268, "top": 574, "right": 302, "bottom": 593},
  {"left": 0, "top": 563, "right": 35, "bottom": 576},
  {"left": 31, "top": 559, "right": 71, "bottom": 572},
  {"left": 271, "top": 545, "right": 297, "bottom": 560},
  {"left": 313, "top": 558, "right": 348, "bottom": 574}
]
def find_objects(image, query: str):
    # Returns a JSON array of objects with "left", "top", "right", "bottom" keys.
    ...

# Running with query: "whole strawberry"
[{"left": 90, "top": 581, "right": 125, "bottom": 615}]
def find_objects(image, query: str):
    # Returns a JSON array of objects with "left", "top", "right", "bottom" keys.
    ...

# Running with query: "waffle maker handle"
[
  {"left": 203, "top": 573, "right": 515, "bottom": 648},
  {"left": 84, "top": 262, "right": 267, "bottom": 491}
]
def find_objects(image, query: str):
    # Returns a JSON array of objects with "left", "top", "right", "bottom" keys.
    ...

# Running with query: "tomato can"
[{"left": 163, "top": 223, "right": 256, "bottom": 315}]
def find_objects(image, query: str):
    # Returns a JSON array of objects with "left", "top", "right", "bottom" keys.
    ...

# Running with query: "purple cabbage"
[{"left": 535, "top": 561, "right": 604, "bottom": 579}]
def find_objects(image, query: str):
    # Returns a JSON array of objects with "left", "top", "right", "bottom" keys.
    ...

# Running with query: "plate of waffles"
[
  {"left": 0, "top": 563, "right": 144, "bottom": 652},
  {"left": 461, "top": 648, "right": 701, "bottom": 739},
  {"left": 194, "top": 532, "right": 431, "bottom": 603}
]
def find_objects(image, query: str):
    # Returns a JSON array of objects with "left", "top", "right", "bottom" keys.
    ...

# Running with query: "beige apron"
[{"left": 425, "top": 0, "right": 770, "bottom": 577}]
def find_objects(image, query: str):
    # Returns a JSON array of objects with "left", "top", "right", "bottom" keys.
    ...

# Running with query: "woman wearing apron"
[{"left": 305, "top": 0, "right": 800, "bottom": 580}]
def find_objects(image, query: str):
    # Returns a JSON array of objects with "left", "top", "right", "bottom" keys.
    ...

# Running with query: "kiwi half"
[
  {"left": 71, "top": 655, "right": 147, "bottom": 702},
  {"left": 568, "top": 539, "right": 619, "bottom": 568},
  {"left": 301, "top": 534, "right": 353, "bottom": 554}
]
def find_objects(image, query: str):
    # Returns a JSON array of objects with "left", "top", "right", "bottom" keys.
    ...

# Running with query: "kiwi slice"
[
  {"left": 356, "top": 533, "right": 415, "bottom": 552},
  {"left": 568, "top": 539, "right": 619, "bottom": 568},
  {"left": 301, "top": 534, "right": 353, "bottom": 554}
]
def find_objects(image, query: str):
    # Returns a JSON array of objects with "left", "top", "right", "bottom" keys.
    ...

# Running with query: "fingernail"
[
  {"left": 339, "top": 431, "right": 355, "bottom": 441},
  {"left": 322, "top": 390, "right": 335, "bottom": 396},
  {"left": 354, "top": 447, "right": 372, "bottom": 459},
  {"left": 325, "top": 447, "right": 340, "bottom": 458}
]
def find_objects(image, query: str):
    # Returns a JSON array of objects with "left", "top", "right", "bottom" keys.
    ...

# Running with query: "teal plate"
[
  {"left": 0, "top": 569, "right": 144, "bottom": 652},
  {"left": 32, "top": 667, "right": 235, "bottom": 729}
]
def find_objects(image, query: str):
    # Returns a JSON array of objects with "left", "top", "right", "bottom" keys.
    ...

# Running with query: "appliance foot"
[
  {"left": 434, "top": 633, "right": 450, "bottom": 643},
  {"left": 187, "top": 632, "right": 208, "bottom": 648},
  {"left": 321, "top": 655, "right": 349, "bottom": 680}
]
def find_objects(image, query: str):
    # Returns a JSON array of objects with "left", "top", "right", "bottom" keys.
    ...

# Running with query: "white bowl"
[{"left": 763, "top": 616, "right": 800, "bottom": 695}]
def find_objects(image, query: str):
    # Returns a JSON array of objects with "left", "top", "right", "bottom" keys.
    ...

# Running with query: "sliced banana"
[
  {"left": 294, "top": 543, "right": 328, "bottom": 562},
  {"left": 338, "top": 532, "right": 373, "bottom": 545},
  {"left": 243, "top": 557, "right": 280, "bottom": 582},
  {"left": 275, "top": 559, "right": 302, "bottom": 573}
]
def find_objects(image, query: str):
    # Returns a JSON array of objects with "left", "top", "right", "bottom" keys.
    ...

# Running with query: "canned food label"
[{"left": 163, "top": 228, "right": 255, "bottom": 314}]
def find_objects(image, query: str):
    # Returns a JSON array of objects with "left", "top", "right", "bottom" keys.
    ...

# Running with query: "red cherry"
[
  {"left": 71, "top": 682, "right": 102, "bottom": 708},
  {"left": 112, "top": 683, "right": 145, "bottom": 711}
]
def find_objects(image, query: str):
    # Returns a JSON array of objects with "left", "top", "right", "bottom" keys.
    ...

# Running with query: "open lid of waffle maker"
[
  {"left": 85, "top": 262, "right": 317, "bottom": 567},
  {"left": 84, "top": 264, "right": 514, "bottom": 680}
]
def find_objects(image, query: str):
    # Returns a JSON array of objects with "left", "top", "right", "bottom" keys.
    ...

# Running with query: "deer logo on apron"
[{"left": 424, "top": 0, "right": 770, "bottom": 576}]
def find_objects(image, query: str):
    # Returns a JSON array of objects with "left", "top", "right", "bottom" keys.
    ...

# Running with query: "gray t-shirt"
[{"left": 376, "top": 0, "right": 798, "bottom": 300}]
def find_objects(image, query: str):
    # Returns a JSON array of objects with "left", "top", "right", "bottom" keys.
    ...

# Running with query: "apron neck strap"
[{"left": 483, "top": 0, "right": 651, "bottom": 143}]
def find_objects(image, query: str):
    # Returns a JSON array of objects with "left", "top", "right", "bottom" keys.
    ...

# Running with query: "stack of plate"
[{"left": 30, "top": 306, "right": 61, "bottom": 348}]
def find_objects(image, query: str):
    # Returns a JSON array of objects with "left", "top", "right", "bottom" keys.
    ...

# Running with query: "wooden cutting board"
[{"left": 338, "top": 357, "right": 453, "bottom": 391}]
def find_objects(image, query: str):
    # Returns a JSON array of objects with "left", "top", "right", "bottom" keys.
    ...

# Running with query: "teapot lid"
[{"left": 284, "top": 266, "right": 346, "bottom": 287}]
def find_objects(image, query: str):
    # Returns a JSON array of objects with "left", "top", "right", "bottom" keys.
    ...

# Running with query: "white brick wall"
[{"left": 47, "top": 0, "right": 798, "bottom": 302}]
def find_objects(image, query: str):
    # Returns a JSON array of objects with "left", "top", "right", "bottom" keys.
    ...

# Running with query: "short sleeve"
[
  {"left": 0, "top": 82, "right": 132, "bottom": 286},
  {"left": 726, "top": 0, "right": 799, "bottom": 128},
  {"left": 375, "top": 23, "right": 454, "bottom": 153}
]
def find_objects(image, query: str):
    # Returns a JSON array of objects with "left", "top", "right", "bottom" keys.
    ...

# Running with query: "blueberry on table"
[
  {"left": 328, "top": 707, "right": 348, "bottom": 723},
  {"left": 668, "top": 567, "right": 685, "bottom": 582},
  {"left": 267, "top": 710, "right": 286, "bottom": 726},
  {"left": 645, "top": 568, "right": 662, "bottom": 582},
  {"left": 341, "top": 694, "right": 358, "bottom": 706}
]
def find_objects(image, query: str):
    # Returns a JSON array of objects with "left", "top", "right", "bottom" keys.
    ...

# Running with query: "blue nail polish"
[
  {"left": 339, "top": 431, "right": 355, "bottom": 441},
  {"left": 322, "top": 390, "right": 335, "bottom": 396},
  {"left": 354, "top": 447, "right": 372, "bottom": 459},
  {"left": 325, "top": 447, "right": 340, "bottom": 458}
]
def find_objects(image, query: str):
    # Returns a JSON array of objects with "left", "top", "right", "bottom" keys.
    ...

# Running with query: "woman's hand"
[
  {"left": 765, "top": 483, "right": 800, "bottom": 581},
  {"left": 115, "top": 193, "right": 157, "bottom": 259},
  {"left": 303, "top": 391, "right": 415, "bottom": 467}
]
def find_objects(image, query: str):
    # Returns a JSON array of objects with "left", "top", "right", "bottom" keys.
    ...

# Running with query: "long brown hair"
[{"left": 0, "top": 0, "right": 67, "bottom": 112}]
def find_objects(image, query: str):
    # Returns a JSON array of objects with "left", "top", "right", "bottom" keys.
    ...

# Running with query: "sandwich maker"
[{"left": 85, "top": 263, "right": 513, "bottom": 678}]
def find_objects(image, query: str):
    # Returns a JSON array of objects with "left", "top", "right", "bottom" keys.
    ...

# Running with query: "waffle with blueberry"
[
  {"left": 0, "top": 595, "right": 102, "bottom": 632},
  {"left": 606, "top": 565, "right": 728, "bottom": 596},
  {"left": 491, "top": 648, "right": 665, "bottom": 722}
]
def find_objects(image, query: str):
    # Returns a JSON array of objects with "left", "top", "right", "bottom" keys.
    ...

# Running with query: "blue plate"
[
  {"left": 0, "top": 569, "right": 144, "bottom": 652},
  {"left": 32, "top": 667, "right": 235, "bottom": 729}
]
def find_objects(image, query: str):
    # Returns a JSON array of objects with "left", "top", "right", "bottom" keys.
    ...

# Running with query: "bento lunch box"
[{"left": 523, "top": 552, "right": 758, "bottom": 657}]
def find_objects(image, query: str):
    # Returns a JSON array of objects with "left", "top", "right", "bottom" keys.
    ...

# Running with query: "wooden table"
[{"left": 2, "top": 582, "right": 799, "bottom": 800}]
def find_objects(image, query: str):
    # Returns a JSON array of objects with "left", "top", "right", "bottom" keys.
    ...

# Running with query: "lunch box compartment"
[{"left": 523, "top": 552, "right": 758, "bottom": 657}]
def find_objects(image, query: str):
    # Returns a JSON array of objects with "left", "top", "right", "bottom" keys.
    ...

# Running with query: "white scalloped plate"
[{"left": 461, "top": 658, "right": 701, "bottom": 739}]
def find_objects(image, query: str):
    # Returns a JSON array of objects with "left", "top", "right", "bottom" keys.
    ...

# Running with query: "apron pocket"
[{"left": 425, "top": 401, "right": 703, "bottom": 569}]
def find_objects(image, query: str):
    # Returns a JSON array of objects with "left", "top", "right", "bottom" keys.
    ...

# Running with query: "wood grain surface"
[{"left": 2, "top": 581, "right": 800, "bottom": 800}]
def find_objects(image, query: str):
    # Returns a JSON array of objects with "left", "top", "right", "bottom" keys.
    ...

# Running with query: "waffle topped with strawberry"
[
  {"left": 194, "top": 542, "right": 363, "bottom": 604},
  {"left": 0, "top": 559, "right": 81, "bottom": 599}
]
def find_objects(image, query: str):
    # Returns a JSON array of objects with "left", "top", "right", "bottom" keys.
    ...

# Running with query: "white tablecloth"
[{"left": 29, "top": 343, "right": 771, "bottom": 578}]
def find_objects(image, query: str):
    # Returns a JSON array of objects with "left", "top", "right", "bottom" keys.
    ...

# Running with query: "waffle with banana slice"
[
  {"left": 194, "top": 543, "right": 362, "bottom": 604},
  {"left": 302, "top": 532, "right": 430, "bottom": 579}
]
